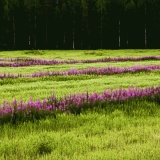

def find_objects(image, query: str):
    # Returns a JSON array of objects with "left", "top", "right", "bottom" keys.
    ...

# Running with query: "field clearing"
[
  {"left": 0, "top": 50, "right": 160, "bottom": 103},
  {"left": 1, "top": 60, "right": 160, "bottom": 74},
  {"left": 0, "top": 50, "right": 160, "bottom": 159},
  {"left": 1, "top": 113, "right": 160, "bottom": 160},
  {"left": 0, "top": 72, "right": 160, "bottom": 103},
  {"left": 1, "top": 49, "right": 160, "bottom": 60}
]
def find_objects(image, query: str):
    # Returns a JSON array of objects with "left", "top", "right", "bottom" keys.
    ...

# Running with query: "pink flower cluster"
[
  {"left": 0, "top": 56, "right": 159, "bottom": 67},
  {"left": 0, "top": 65, "right": 160, "bottom": 79},
  {"left": 0, "top": 86, "right": 160, "bottom": 120},
  {"left": 31, "top": 65, "right": 160, "bottom": 77}
]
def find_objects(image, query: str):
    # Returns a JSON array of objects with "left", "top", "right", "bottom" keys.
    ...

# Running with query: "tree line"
[{"left": 0, "top": 0, "right": 160, "bottom": 50}]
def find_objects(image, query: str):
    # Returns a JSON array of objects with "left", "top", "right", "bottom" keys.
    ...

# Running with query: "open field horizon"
[
  {"left": 0, "top": 50, "right": 160, "bottom": 103},
  {"left": 0, "top": 50, "right": 160, "bottom": 159},
  {"left": 1, "top": 49, "right": 160, "bottom": 60}
]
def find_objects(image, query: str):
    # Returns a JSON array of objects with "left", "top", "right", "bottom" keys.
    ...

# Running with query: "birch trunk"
[
  {"left": 127, "top": 33, "right": 128, "bottom": 47},
  {"left": 72, "top": 3, "right": 75, "bottom": 49},
  {"left": 119, "top": 19, "right": 121, "bottom": 48},
  {"left": 63, "top": 30, "right": 65, "bottom": 48},
  {"left": 28, "top": 14, "right": 30, "bottom": 47},
  {"left": 34, "top": 4, "right": 37, "bottom": 49},
  {"left": 81, "top": 26, "right": 83, "bottom": 49},
  {"left": 100, "top": 3, "right": 102, "bottom": 49},
  {"left": 13, "top": 9, "right": 15, "bottom": 48},
  {"left": 87, "top": 3, "right": 90, "bottom": 49},
  {"left": 29, "top": 35, "right": 30, "bottom": 46},
  {"left": 73, "top": 25, "right": 75, "bottom": 49},
  {"left": 46, "top": 3, "right": 48, "bottom": 47},
  {"left": 144, "top": 3, "right": 147, "bottom": 48}
]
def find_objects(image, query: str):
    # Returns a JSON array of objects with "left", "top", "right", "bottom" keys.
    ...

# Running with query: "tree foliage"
[{"left": 0, "top": 0, "right": 160, "bottom": 50}]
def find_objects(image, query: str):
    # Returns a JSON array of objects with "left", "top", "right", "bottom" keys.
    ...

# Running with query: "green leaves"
[
  {"left": 125, "top": 0, "right": 136, "bottom": 12},
  {"left": 2, "top": 0, "right": 10, "bottom": 20}
]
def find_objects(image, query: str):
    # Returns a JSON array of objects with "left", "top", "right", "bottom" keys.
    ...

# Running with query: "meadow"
[{"left": 0, "top": 49, "right": 160, "bottom": 159}]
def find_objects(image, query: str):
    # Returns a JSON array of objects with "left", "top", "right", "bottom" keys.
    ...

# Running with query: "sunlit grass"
[
  {"left": 0, "top": 109, "right": 160, "bottom": 159},
  {"left": 0, "top": 50, "right": 160, "bottom": 159},
  {"left": 0, "top": 71, "right": 160, "bottom": 103},
  {"left": 0, "top": 49, "right": 160, "bottom": 60},
  {"left": 0, "top": 60, "right": 160, "bottom": 75}
]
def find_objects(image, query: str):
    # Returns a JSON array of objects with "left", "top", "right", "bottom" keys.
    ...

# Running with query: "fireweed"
[
  {"left": 0, "top": 86, "right": 160, "bottom": 123},
  {"left": 0, "top": 65, "right": 160, "bottom": 79},
  {"left": 0, "top": 56, "right": 160, "bottom": 67}
]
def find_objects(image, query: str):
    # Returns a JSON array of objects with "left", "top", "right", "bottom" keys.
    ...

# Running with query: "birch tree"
[
  {"left": 125, "top": 0, "right": 136, "bottom": 48},
  {"left": 96, "top": 0, "right": 107, "bottom": 48}
]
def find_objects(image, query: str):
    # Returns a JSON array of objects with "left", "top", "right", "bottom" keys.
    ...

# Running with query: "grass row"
[
  {"left": 0, "top": 60, "right": 160, "bottom": 75},
  {"left": 0, "top": 50, "right": 159, "bottom": 103},
  {"left": 0, "top": 84, "right": 160, "bottom": 124},
  {"left": 0, "top": 50, "right": 160, "bottom": 159},
  {"left": 1, "top": 49, "right": 160, "bottom": 60},
  {"left": 0, "top": 56, "right": 160, "bottom": 67},
  {"left": 0, "top": 106, "right": 160, "bottom": 159},
  {"left": 0, "top": 71, "right": 160, "bottom": 103},
  {"left": 0, "top": 65, "right": 160, "bottom": 79}
]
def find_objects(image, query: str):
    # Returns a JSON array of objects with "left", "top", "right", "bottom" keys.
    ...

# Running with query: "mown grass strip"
[
  {"left": 0, "top": 65, "right": 160, "bottom": 79},
  {"left": 0, "top": 56, "right": 160, "bottom": 67},
  {"left": 0, "top": 71, "right": 160, "bottom": 103},
  {"left": 1, "top": 60, "right": 160, "bottom": 75},
  {"left": 1, "top": 49, "right": 160, "bottom": 60}
]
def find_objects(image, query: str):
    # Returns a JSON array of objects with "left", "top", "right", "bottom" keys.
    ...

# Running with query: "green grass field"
[
  {"left": 0, "top": 50, "right": 160, "bottom": 159},
  {"left": 1, "top": 49, "right": 160, "bottom": 60}
]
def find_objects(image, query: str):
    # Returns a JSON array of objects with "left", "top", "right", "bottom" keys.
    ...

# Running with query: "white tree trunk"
[
  {"left": 127, "top": 33, "right": 128, "bottom": 47},
  {"left": 73, "top": 27, "right": 75, "bottom": 49},
  {"left": 144, "top": 3, "right": 147, "bottom": 48},
  {"left": 100, "top": 3, "right": 102, "bottom": 49},
  {"left": 29, "top": 35, "right": 30, "bottom": 46},
  {"left": 46, "top": 4, "right": 48, "bottom": 47},
  {"left": 13, "top": 9, "right": 16, "bottom": 48},
  {"left": 73, "top": 3, "right": 75, "bottom": 50},
  {"left": 63, "top": 30, "right": 65, "bottom": 48},
  {"left": 81, "top": 27, "right": 83, "bottom": 49},
  {"left": 34, "top": 4, "right": 37, "bottom": 49},
  {"left": 119, "top": 19, "right": 121, "bottom": 48}
]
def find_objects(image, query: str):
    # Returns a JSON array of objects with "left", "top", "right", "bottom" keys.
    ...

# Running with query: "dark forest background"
[{"left": 0, "top": 0, "right": 160, "bottom": 50}]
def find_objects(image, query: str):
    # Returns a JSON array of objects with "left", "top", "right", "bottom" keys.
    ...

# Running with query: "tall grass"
[
  {"left": 1, "top": 60, "right": 160, "bottom": 75},
  {"left": 0, "top": 71, "right": 160, "bottom": 103},
  {"left": 0, "top": 50, "right": 160, "bottom": 159},
  {"left": 0, "top": 108, "right": 160, "bottom": 159},
  {"left": 0, "top": 85, "right": 159, "bottom": 124},
  {"left": 1, "top": 49, "right": 160, "bottom": 59}
]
